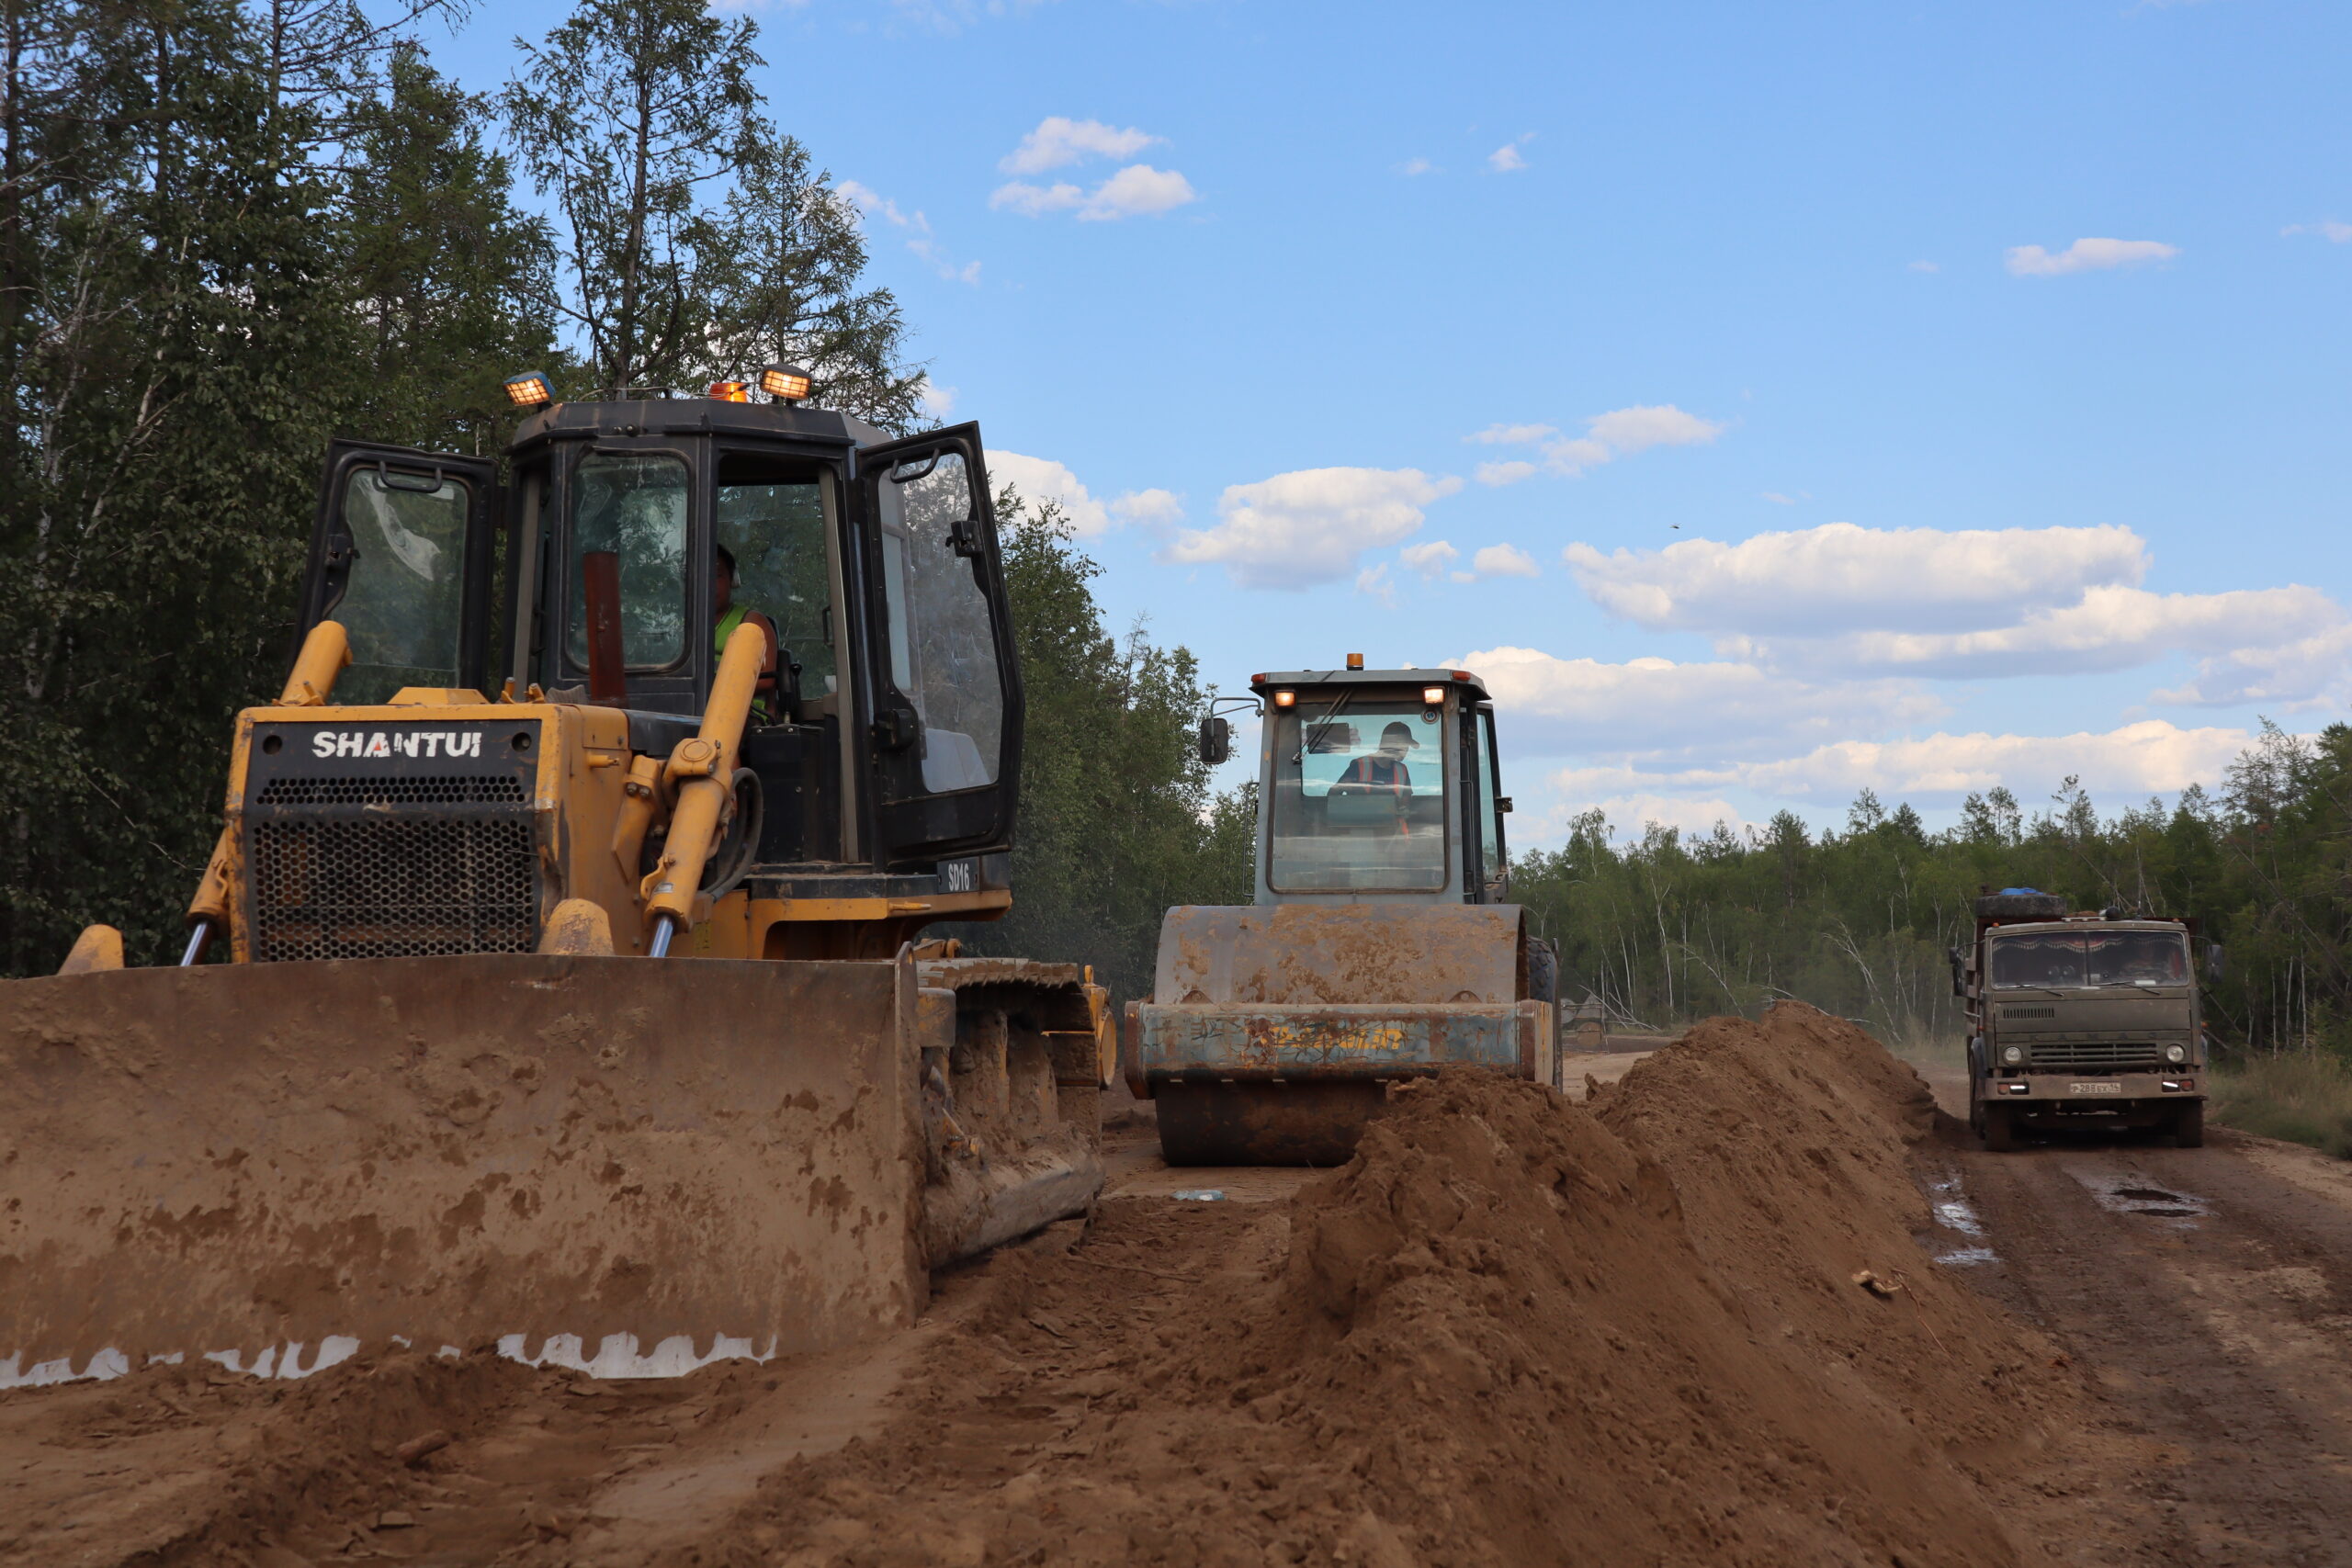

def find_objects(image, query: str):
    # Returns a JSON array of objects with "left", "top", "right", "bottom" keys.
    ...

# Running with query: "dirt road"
[
  {"left": 10, "top": 1021, "right": 2352, "bottom": 1566},
  {"left": 1920, "top": 1080, "right": 2352, "bottom": 1568}
]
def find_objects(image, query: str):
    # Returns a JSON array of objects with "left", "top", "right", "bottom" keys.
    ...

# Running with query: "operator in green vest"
[{"left": 714, "top": 544, "right": 781, "bottom": 723}]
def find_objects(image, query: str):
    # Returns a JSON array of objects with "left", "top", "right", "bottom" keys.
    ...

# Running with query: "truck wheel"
[
  {"left": 2173, "top": 1101, "right": 2205, "bottom": 1149},
  {"left": 1982, "top": 1103, "right": 2019, "bottom": 1153}
]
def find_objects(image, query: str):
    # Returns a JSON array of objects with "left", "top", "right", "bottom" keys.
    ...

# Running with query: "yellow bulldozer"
[{"left": 1, "top": 369, "right": 1112, "bottom": 1388}]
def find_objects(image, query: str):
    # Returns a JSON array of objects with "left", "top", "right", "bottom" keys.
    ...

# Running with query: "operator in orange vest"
[{"left": 714, "top": 545, "right": 781, "bottom": 722}]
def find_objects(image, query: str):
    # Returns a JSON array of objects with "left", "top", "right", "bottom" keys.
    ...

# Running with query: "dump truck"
[
  {"left": 1124, "top": 661, "right": 1557, "bottom": 1164},
  {"left": 1954, "top": 889, "right": 2206, "bottom": 1151},
  {"left": 2, "top": 369, "right": 1114, "bottom": 1389}
]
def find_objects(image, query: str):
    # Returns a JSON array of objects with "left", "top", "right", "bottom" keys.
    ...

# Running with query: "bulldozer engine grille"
[
  {"left": 250, "top": 813, "right": 537, "bottom": 961},
  {"left": 2022, "top": 1040, "right": 2164, "bottom": 1069},
  {"left": 256, "top": 774, "right": 529, "bottom": 807}
]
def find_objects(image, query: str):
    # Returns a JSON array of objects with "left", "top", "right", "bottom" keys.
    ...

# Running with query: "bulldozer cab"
[
  {"left": 1249, "top": 668, "right": 1510, "bottom": 907},
  {"left": 292, "top": 403, "right": 1023, "bottom": 884}
]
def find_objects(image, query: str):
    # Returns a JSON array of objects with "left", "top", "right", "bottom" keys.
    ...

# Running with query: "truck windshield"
[
  {"left": 1268, "top": 704, "right": 1447, "bottom": 892},
  {"left": 1990, "top": 931, "right": 2188, "bottom": 988}
]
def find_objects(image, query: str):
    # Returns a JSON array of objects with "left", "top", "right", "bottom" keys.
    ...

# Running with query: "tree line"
[{"left": 1511, "top": 723, "right": 2352, "bottom": 1059}]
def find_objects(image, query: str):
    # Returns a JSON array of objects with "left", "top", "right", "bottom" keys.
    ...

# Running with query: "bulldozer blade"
[{"left": 0, "top": 955, "right": 936, "bottom": 1389}]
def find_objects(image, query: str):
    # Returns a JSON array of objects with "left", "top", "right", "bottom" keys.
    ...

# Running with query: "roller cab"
[{"left": 1131, "top": 665, "right": 1558, "bottom": 1164}]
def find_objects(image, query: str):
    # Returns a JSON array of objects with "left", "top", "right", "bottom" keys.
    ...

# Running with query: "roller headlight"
[
  {"left": 2165, "top": 1043, "right": 2188, "bottom": 1064},
  {"left": 2001, "top": 1045, "right": 2023, "bottom": 1066}
]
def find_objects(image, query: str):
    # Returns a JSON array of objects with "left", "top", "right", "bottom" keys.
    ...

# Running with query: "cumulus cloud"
[
  {"left": 1111, "top": 488, "right": 1183, "bottom": 527},
  {"left": 1562, "top": 522, "right": 2149, "bottom": 637},
  {"left": 1817, "top": 583, "right": 2342, "bottom": 680},
  {"left": 1472, "top": 544, "right": 1541, "bottom": 580},
  {"left": 2283, "top": 220, "right": 2352, "bottom": 243},
  {"left": 2005, "top": 238, "right": 2179, "bottom": 276},
  {"left": 989, "top": 451, "right": 1111, "bottom": 536},
  {"left": 1400, "top": 540, "right": 1460, "bottom": 579},
  {"left": 1475, "top": 404, "right": 1724, "bottom": 484},
  {"left": 1000, "top": 117, "right": 1159, "bottom": 175},
  {"left": 990, "top": 117, "right": 1194, "bottom": 221},
  {"left": 992, "top": 164, "right": 1196, "bottom": 220},
  {"left": 1459, "top": 646, "right": 1943, "bottom": 756},
  {"left": 1488, "top": 135, "right": 1532, "bottom": 173},
  {"left": 1571, "top": 723, "right": 2272, "bottom": 805},
  {"left": 1164, "top": 468, "right": 1462, "bottom": 590},
  {"left": 2154, "top": 620, "right": 2352, "bottom": 708},
  {"left": 919, "top": 383, "right": 959, "bottom": 419}
]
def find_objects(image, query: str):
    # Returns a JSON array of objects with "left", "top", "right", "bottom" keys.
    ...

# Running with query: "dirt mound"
[
  {"left": 1, "top": 1002, "right": 2070, "bottom": 1565},
  {"left": 714, "top": 1001, "right": 2065, "bottom": 1566}
]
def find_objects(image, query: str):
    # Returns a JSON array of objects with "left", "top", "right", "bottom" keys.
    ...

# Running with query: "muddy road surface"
[{"left": 1923, "top": 1089, "right": 2352, "bottom": 1568}]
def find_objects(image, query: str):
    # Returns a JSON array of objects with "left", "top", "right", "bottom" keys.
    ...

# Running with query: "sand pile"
[{"left": 718, "top": 1001, "right": 2065, "bottom": 1567}]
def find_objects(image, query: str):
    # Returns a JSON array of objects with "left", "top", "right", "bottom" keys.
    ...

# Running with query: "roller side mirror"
[{"left": 1199, "top": 714, "right": 1230, "bottom": 766}]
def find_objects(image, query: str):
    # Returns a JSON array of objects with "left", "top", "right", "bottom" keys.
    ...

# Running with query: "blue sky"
[{"left": 429, "top": 0, "right": 2351, "bottom": 845}]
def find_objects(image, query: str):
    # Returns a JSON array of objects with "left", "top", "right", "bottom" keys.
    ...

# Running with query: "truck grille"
[
  {"left": 2024, "top": 1040, "right": 2164, "bottom": 1069},
  {"left": 246, "top": 774, "right": 537, "bottom": 962}
]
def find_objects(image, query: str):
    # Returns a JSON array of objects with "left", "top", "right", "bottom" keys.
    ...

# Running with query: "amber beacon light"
[{"left": 503, "top": 370, "right": 553, "bottom": 408}]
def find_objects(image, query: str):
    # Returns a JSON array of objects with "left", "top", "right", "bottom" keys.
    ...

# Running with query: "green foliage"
[
  {"left": 501, "top": 0, "right": 925, "bottom": 425},
  {"left": 1514, "top": 725, "right": 2352, "bottom": 1064},
  {"left": 945, "top": 489, "right": 1252, "bottom": 998}
]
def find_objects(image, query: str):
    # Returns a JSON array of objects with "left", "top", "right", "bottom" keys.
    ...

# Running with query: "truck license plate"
[{"left": 2068, "top": 1081, "right": 2123, "bottom": 1095}]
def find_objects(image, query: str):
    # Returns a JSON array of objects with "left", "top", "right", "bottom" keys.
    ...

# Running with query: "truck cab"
[{"left": 1956, "top": 891, "right": 2205, "bottom": 1149}]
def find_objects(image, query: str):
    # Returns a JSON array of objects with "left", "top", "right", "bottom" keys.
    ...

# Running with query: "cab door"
[
  {"left": 854, "top": 423, "right": 1021, "bottom": 865},
  {"left": 296, "top": 441, "right": 501, "bottom": 704}
]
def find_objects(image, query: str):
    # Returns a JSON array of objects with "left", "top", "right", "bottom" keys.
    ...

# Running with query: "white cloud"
[
  {"left": 1000, "top": 117, "right": 1160, "bottom": 175},
  {"left": 1475, "top": 404, "right": 1724, "bottom": 484},
  {"left": 1111, "top": 488, "right": 1183, "bottom": 527},
  {"left": 1469, "top": 423, "right": 1556, "bottom": 445},
  {"left": 2283, "top": 221, "right": 2352, "bottom": 243},
  {"left": 1488, "top": 135, "right": 1533, "bottom": 173},
  {"left": 920, "top": 383, "right": 959, "bottom": 419},
  {"left": 1909, "top": 260, "right": 1939, "bottom": 273},
  {"left": 2153, "top": 619, "right": 2352, "bottom": 707},
  {"left": 1817, "top": 583, "right": 2342, "bottom": 680},
  {"left": 989, "top": 181, "right": 1081, "bottom": 216},
  {"left": 1459, "top": 646, "right": 1943, "bottom": 755},
  {"left": 2005, "top": 238, "right": 2180, "bottom": 276},
  {"left": 1535, "top": 792, "right": 1761, "bottom": 843},
  {"left": 1355, "top": 563, "right": 1399, "bottom": 608},
  {"left": 992, "top": 164, "right": 1197, "bottom": 221},
  {"left": 834, "top": 179, "right": 978, "bottom": 281},
  {"left": 1080, "top": 164, "right": 1196, "bottom": 220},
  {"left": 1631, "top": 723, "right": 2266, "bottom": 804},
  {"left": 1472, "top": 543, "right": 1540, "bottom": 580},
  {"left": 1396, "top": 157, "right": 1436, "bottom": 176},
  {"left": 1400, "top": 540, "right": 1460, "bottom": 579},
  {"left": 1164, "top": 468, "right": 1462, "bottom": 590},
  {"left": 1761, "top": 491, "right": 1797, "bottom": 505},
  {"left": 1562, "top": 522, "right": 2149, "bottom": 637},
  {"left": 989, "top": 451, "right": 1111, "bottom": 536}
]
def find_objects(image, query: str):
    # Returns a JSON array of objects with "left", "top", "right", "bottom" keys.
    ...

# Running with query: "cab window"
[
  {"left": 874, "top": 448, "right": 1002, "bottom": 793},
  {"left": 716, "top": 454, "right": 834, "bottom": 698},
  {"left": 1268, "top": 703, "right": 1448, "bottom": 892},
  {"left": 333, "top": 467, "right": 468, "bottom": 704},
  {"left": 565, "top": 452, "right": 687, "bottom": 671}
]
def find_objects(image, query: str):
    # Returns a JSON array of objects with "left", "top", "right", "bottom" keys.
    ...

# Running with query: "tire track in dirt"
[{"left": 1951, "top": 1131, "right": 2352, "bottom": 1567}]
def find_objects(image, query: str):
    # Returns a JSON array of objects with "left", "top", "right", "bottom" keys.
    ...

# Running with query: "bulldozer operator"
[{"left": 713, "top": 544, "right": 781, "bottom": 722}]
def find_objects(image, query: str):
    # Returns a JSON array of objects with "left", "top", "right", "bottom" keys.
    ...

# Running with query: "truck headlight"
[
  {"left": 2165, "top": 1044, "right": 2187, "bottom": 1064},
  {"left": 2001, "top": 1045, "right": 2023, "bottom": 1066}
]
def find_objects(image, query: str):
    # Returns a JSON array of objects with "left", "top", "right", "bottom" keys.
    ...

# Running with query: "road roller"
[{"left": 1124, "top": 660, "right": 1559, "bottom": 1164}]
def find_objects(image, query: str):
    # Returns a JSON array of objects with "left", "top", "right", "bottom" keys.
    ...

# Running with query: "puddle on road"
[
  {"left": 1926, "top": 1172, "right": 2000, "bottom": 1267},
  {"left": 2072, "top": 1170, "right": 2212, "bottom": 1222}
]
